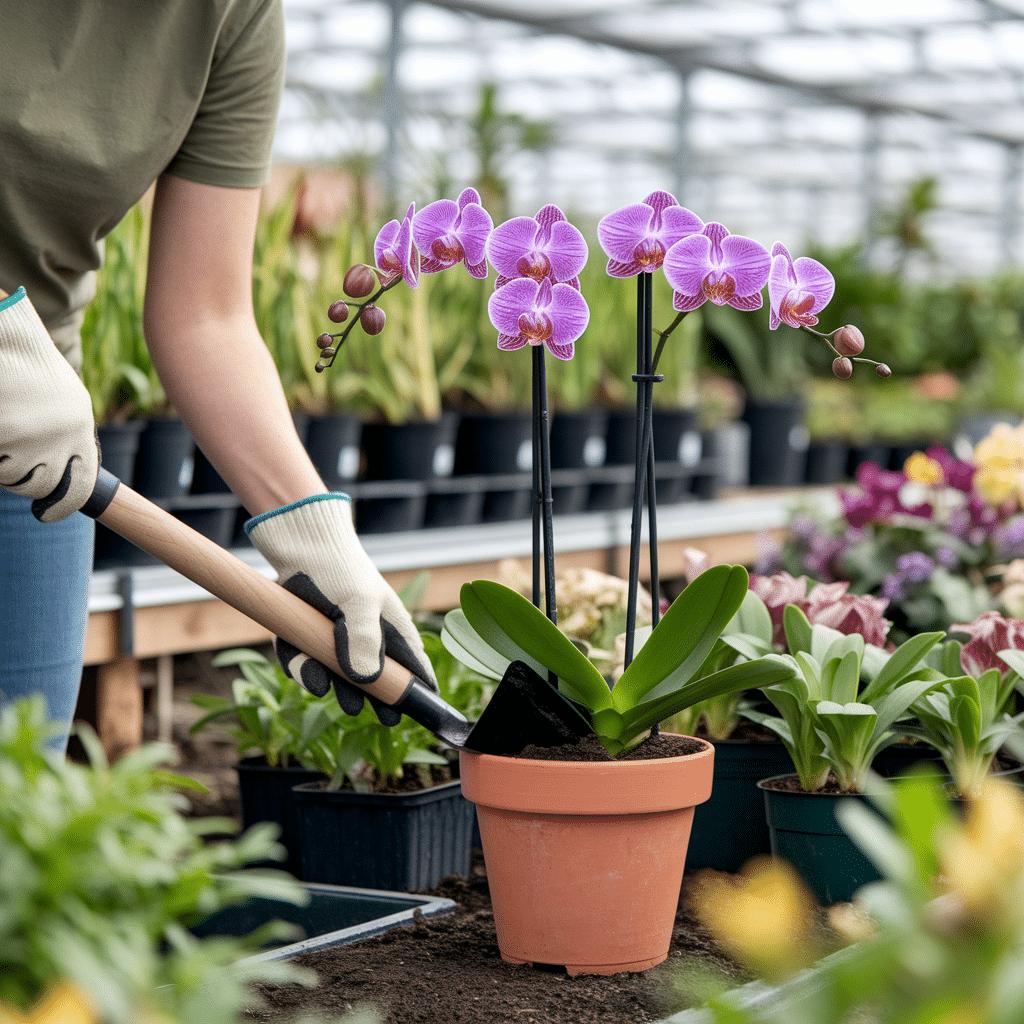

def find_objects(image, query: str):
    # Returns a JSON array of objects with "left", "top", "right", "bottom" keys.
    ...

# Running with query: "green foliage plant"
[
  {"left": 895, "top": 638, "right": 1024, "bottom": 799},
  {"left": 442, "top": 564, "right": 796, "bottom": 755},
  {"left": 0, "top": 697, "right": 319, "bottom": 1024},
  {"left": 80, "top": 203, "right": 163, "bottom": 421},
  {"left": 742, "top": 602, "right": 945, "bottom": 792}
]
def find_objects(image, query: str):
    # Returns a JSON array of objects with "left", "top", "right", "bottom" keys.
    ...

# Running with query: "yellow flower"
[
  {"left": 0, "top": 982, "right": 97, "bottom": 1024},
  {"left": 974, "top": 464, "right": 1022, "bottom": 506},
  {"left": 693, "top": 858, "right": 818, "bottom": 982},
  {"left": 974, "top": 422, "right": 1024, "bottom": 469},
  {"left": 939, "top": 777, "right": 1024, "bottom": 922},
  {"left": 904, "top": 451, "right": 944, "bottom": 486}
]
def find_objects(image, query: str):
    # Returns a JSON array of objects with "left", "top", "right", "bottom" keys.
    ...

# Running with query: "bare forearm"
[{"left": 145, "top": 313, "right": 325, "bottom": 515}]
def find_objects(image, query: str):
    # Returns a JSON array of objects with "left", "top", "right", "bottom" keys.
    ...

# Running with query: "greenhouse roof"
[{"left": 278, "top": 0, "right": 1024, "bottom": 275}]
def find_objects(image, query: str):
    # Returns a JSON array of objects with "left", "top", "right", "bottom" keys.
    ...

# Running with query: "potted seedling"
[{"left": 739, "top": 601, "right": 945, "bottom": 903}]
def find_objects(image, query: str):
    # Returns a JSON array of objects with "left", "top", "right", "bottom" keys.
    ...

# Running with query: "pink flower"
[
  {"left": 663, "top": 222, "right": 770, "bottom": 312},
  {"left": 487, "top": 276, "right": 589, "bottom": 361},
  {"left": 750, "top": 571, "right": 892, "bottom": 649},
  {"left": 486, "top": 205, "right": 588, "bottom": 290},
  {"left": 596, "top": 191, "right": 703, "bottom": 277},
  {"left": 374, "top": 202, "right": 420, "bottom": 289},
  {"left": 412, "top": 187, "right": 493, "bottom": 279},
  {"left": 767, "top": 243, "right": 835, "bottom": 330},
  {"left": 951, "top": 611, "right": 1024, "bottom": 677}
]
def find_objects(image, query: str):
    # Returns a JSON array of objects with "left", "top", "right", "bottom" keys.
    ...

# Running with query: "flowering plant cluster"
[{"left": 765, "top": 426, "right": 1024, "bottom": 639}]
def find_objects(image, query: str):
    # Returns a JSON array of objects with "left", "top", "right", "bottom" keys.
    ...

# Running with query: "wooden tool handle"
[{"left": 96, "top": 482, "right": 414, "bottom": 706}]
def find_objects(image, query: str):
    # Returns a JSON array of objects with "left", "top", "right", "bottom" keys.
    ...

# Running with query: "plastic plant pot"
[
  {"left": 759, "top": 774, "right": 882, "bottom": 906},
  {"left": 459, "top": 736, "right": 714, "bottom": 976},
  {"left": 292, "top": 778, "right": 477, "bottom": 891}
]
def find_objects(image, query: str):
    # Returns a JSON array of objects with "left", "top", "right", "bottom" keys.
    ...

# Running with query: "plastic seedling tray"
[{"left": 191, "top": 882, "right": 456, "bottom": 964}]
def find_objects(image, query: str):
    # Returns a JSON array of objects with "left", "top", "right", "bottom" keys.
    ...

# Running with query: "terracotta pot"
[{"left": 459, "top": 736, "right": 714, "bottom": 976}]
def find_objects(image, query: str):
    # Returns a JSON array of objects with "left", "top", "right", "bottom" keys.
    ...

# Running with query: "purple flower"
[
  {"left": 596, "top": 191, "right": 703, "bottom": 277},
  {"left": 663, "top": 222, "right": 770, "bottom": 312},
  {"left": 487, "top": 205, "right": 588, "bottom": 290},
  {"left": 926, "top": 446, "right": 975, "bottom": 494},
  {"left": 882, "top": 574, "right": 906, "bottom": 602},
  {"left": 767, "top": 243, "right": 835, "bottom": 330},
  {"left": 412, "top": 187, "right": 493, "bottom": 279},
  {"left": 935, "top": 546, "right": 957, "bottom": 568},
  {"left": 896, "top": 551, "right": 935, "bottom": 584},
  {"left": 487, "top": 276, "right": 589, "bottom": 361},
  {"left": 951, "top": 611, "right": 1024, "bottom": 677},
  {"left": 374, "top": 202, "right": 420, "bottom": 289}
]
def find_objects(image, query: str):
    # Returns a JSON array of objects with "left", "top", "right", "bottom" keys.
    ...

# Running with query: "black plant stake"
[
  {"left": 624, "top": 273, "right": 663, "bottom": 671},
  {"left": 532, "top": 344, "right": 558, "bottom": 630}
]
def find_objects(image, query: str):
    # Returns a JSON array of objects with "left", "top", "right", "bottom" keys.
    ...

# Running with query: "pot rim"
[{"left": 459, "top": 734, "right": 714, "bottom": 816}]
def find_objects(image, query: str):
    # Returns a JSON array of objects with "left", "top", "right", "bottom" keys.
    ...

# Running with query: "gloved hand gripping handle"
[{"left": 67, "top": 469, "right": 469, "bottom": 737}]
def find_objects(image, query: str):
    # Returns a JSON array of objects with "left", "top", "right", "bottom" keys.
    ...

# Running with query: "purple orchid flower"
[
  {"left": 412, "top": 187, "right": 493, "bottom": 279},
  {"left": 767, "top": 243, "right": 835, "bottom": 330},
  {"left": 486, "top": 205, "right": 588, "bottom": 290},
  {"left": 596, "top": 191, "right": 704, "bottom": 277},
  {"left": 487, "top": 276, "right": 589, "bottom": 362},
  {"left": 374, "top": 202, "right": 420, "bottom": 289},
  {"left": 662, "top": 222, "right": 770, "bottom": 312}
]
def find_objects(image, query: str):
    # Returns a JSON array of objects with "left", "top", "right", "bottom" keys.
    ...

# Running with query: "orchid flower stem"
[
  {"left": 531, "top": 351, "right": 541, "bottom": 611},
  {"left": 533, "top": 344, "right": 558, "bottom": 636},
  {"left": 315, "top": 275, "right": 404, "bottom": 372},
  {"left": 651, "top": 310, "right": 688, "bottom": 375}
]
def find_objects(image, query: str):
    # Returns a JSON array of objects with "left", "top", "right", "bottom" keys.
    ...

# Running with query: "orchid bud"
[
  {"left": 876, "top": 363, "right": 892, "bottom": 379},
  {"left": 328, "top": 299, "right": 350, "bottom": 323},
  {"left": 833, "top": 325, "right": 865, "bottom": 357},
  {"left": 343, "top": 264, "right": 377, "bottom": 298},
  {"left": 316, "top": 332, "right": 334, "bottom": 349},
  {"left": 360, "top": 304, "right": 386, "bottom": 335},
  {"left": 832, "top": 356, "right": 853, "bottom": 379}
]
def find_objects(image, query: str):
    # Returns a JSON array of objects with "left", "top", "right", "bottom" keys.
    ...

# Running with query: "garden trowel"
[{"left": 69, "top": 468, "right": 592, "bottom": 756}]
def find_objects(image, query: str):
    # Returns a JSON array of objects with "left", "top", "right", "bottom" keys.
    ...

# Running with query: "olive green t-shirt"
[{"left": 0, "top": 0, "right": 285, "bottom": 372}]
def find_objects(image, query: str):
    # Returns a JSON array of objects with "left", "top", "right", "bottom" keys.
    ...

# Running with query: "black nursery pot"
[
  {"left": 133, "top": 416, "right": 196, "bottom": 499},
  {"left": 652, "top": 408, "right": 701, "bottom": 504},
  {"left": 804, "top": 438, "right": 850, "bottom": 485},
  {"left": 549, "top": 408, "right": 609, "bottom": 515},
  {"left": 847, "top": 441, "right": 891, "bottom": 479},
  {"left": 97, "top": 420, "right": 146, "bottom": 487},
  {"left": 360, "top": 413, "right": 459, "bottom": 481},
  {"left": 587, "top": 408, "right": 636, "bottom": 511},
  {"left": 235, "top": 756, "right": 327, "bottom": 879},
  {"left": 742, "top": 398, "right": 808, "bottom": 487},
  {"left": 293, "top": 779, "right": 477, "bottom": 890},
  {"left": 305, "top": 414, "right": 363, "bottom": 491},
  {"left": 454, "top": 412, "right": 533, "bottom": 475}
]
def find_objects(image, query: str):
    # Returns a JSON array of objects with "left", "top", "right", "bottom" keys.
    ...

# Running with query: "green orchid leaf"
[
  {"left": 859, "top": 631, "right": 944, "bottom": 702},
  {"left": 743, "top": 708, "right": 794, "bottom": 747},
  {"left": 591, "top": 707, "right": 626, "bottom": 747},
  {"left": 620, "top": 655, "right": 796, "bottom": 739},
  {"left": 822, "top": 651, "right": 861, "bottom": 706},
  {"left": 974, "top": 667, "right": 1005, "bottom": 722},
  {"left": 871, "top": 677, "right": 946, "bottom": 737},
  {"left": 782, "top": 603, "right": 813, "bottom": 655},
  {"left": 821, "top": 631, "right": 865, "bottom": 669},
  {"left": 950, "top": 693, "right": 982, "bottom": 752},
  {"left": 440, "top": 610, "right": 508, "bottom": 680},
  {"left": 793, "top": 651, "right": 822, "bottom": 697},
  {"left": 720, "top": 632, "right": 774, "bottom": 662},
  {"left": 461, "top": 581, "right": 613, "bottom": 711},
  {"left": 452, "top": 589, "right": 547, "bottom": 680},
  {"left": 727, "top": 589, "right": 774, "bottom": 645},
  {"left": 613, "top": 565, "right": 749, "bottom": 713},
  {"left": 860, "top": 642, "right": 889, "bottom": 681},
  {"left": 810, "top": 622, "right": 851, "bottom": 664},
  {"left": 997, "top": 648, "right": 1024, "bottom": 681}
]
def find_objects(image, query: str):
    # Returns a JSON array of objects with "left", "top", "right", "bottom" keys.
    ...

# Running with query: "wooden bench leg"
[
  {"left": 96, "top": 656, "right": 143, "bottom": 761},
  {"left": 155, "top": 654, "right": 174, "bottom": 744}
]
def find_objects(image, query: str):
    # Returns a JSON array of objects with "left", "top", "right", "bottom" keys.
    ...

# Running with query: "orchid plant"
[{"left": 311, "top": 186, "right": 893, "bottom": 756}]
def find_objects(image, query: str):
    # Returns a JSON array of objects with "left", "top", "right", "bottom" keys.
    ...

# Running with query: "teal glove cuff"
[
  {"left": 244, "top": 492, "right": 351, "bottom": 537},
  {"left": 0, "top": 287, "right": 27, "bottom": 314}
]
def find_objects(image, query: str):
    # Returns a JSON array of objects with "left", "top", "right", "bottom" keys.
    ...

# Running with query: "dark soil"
[
  {"left": 519, "top": 732, "right": 702, "bottom": 762},
  {"left": 245, "top": 856, "right": 748, "bottom": 1024}
]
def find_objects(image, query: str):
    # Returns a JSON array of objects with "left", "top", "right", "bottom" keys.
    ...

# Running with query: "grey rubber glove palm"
[
  {"left": 0, "top": 288, "right": 100, "bottom": 522},
  {"left": 246, "top": 494, "right": 437, "bottom": 725}
]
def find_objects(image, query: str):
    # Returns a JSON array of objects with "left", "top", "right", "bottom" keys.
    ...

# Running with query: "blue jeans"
[{"left": 0, "top": 490, "right": 93, "bottom": 750}]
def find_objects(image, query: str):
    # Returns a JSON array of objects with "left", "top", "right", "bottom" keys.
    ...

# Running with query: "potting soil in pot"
[{"left": 245, "top": 854, "right": 748, "bottom": 1024}]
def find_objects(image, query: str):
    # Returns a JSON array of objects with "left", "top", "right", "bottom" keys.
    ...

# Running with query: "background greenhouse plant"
[
  {"left": 687, "top": 768, "right": 1024, "bottom": 1024},
  {"left": 442, "top": 564, "right": 796, "bottom": 755},
  {"left": 742, "top": 602, "right": 945, "bottom": 792},
  {"left": 0, "top": 697, "right": 332, "bottom": 1024}
]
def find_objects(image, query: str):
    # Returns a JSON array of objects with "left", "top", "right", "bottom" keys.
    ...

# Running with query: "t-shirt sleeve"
[{"left": 165, "top": 0, "right": 285, "bottom": 189}]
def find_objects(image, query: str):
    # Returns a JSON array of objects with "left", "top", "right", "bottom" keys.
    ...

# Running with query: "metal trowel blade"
[{"left": 464, "top": 660, "right": 593, "bottom": 757}]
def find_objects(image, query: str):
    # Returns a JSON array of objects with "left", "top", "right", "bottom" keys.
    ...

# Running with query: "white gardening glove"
[
  {"left": 0, "top": 288, "right": 100, "bottom": 522},
  {"left": 246, "top": 494, "right": 438, "bottom": 725}
]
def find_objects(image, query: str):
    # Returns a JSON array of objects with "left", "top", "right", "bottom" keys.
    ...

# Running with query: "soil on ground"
[{"left": 244, "top": 858, "right": 749, "bottom": 1024}]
